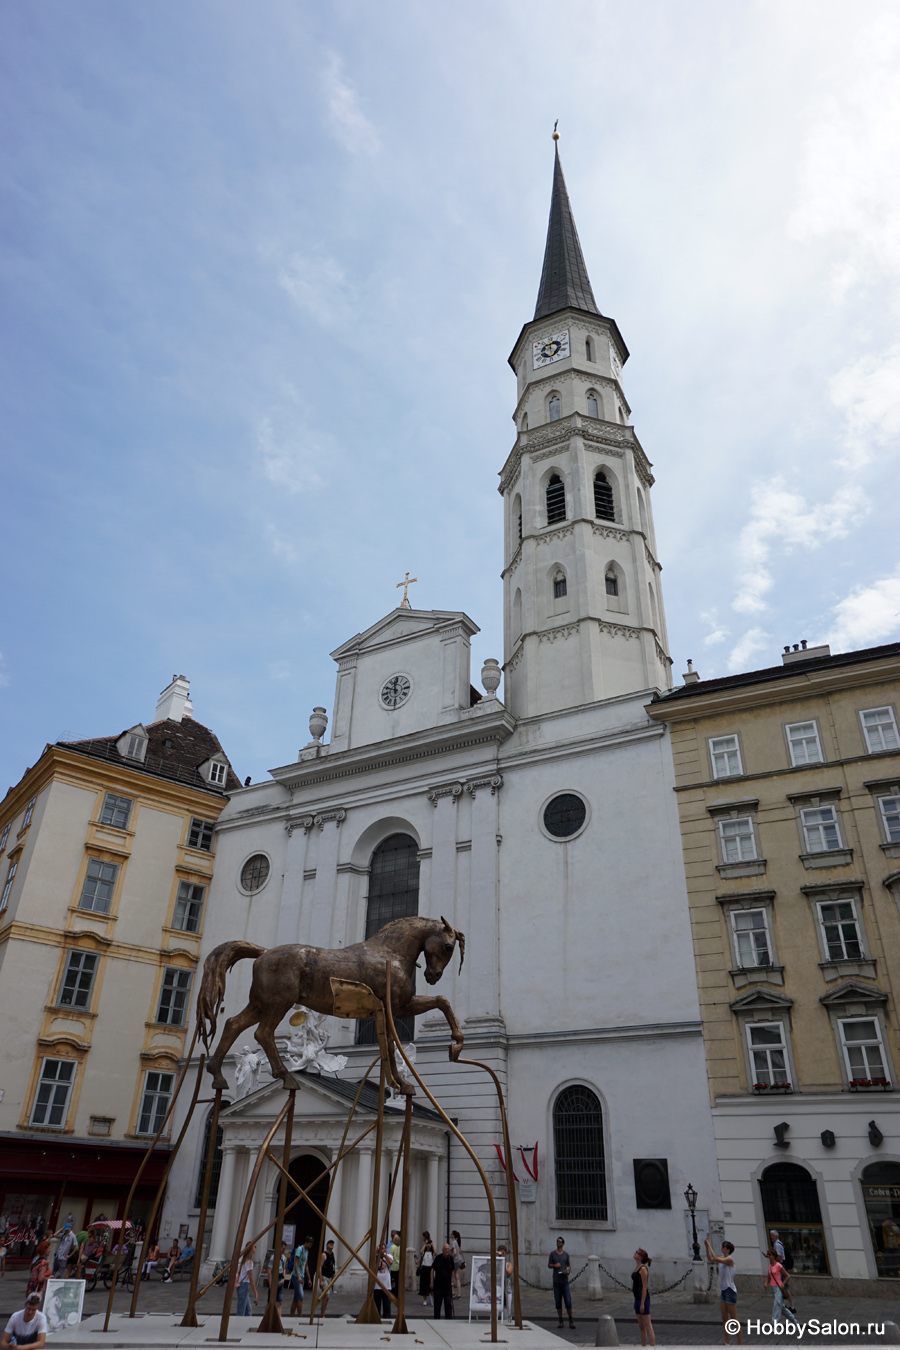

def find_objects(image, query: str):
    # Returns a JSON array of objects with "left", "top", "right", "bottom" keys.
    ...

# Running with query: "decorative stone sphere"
[
  {"left": 481, "top": 659, "right": 501, "bottom": 697},
  {"left": 309, "top": 706, "right": 328, "bottom": 742}
]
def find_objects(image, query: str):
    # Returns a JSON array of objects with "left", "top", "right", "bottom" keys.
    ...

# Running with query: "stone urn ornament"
[
  {"left": 309, "top": 706, "right": 328, "bottom": 743},
  {"left": 481, "top": 658, "right": 501, "bottom": 698}
]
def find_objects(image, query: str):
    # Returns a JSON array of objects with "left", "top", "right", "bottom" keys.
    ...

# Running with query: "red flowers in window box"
[
  {"left": 753, "top": 1081, "right": 792, "bottom": 1092},
  {"left": 849, "top": 1077, "right": 892, "bottom": 1089}
]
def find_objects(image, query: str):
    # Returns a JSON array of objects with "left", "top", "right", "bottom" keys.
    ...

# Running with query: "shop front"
[
  {"left": 861, "top": 1162, "right": 900, "bottom": 1279},
  {"left": 759, "top": 1161, "right": 830, "bottom": 1275}
]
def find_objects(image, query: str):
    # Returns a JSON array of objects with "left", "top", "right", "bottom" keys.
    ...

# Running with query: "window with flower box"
[
  {"left": 747, "top": 1023, "right": 791, "bottom": 1091},
  {"left": 839, "top": 1019, "right": 890, "bottom": 1088}
]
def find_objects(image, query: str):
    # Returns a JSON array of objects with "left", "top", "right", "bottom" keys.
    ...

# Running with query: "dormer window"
[
  {"left": 207, "top": 761, "right": 227, "bottom": 786},
  {"left": 586, "top": 392, "right": 599, "bottom": 418},
  {"left": 548, "top": 394, "right": 561, "bottom": 422},
  {"left": 117, "top": 725, "right": 148, "bottom": 762}
]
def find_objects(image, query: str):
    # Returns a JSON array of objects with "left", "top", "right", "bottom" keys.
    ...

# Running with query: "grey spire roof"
[{"left": 533, "top": 145, "right": 600, "bottom": 322}]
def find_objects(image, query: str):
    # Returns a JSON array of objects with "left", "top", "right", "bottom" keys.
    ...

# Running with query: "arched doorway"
[
  {"left": 759, "top": 1163, "right": 830, "bottom": 1274},
  {"left": 861, "top": 1162, "right": 900, "bottom": 1278},
  {"left": 286, "top": 1154, "right": 329, "bottom": 1269}
]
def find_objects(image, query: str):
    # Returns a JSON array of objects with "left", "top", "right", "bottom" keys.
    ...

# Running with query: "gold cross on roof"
[{"left": 396, "top": 572, "right": 418, "bottom": 609}]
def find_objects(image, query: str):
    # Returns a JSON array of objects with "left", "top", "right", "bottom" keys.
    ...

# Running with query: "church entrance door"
[{"left": 288, "top": 1154, "right": 330, "bottom": 1270}]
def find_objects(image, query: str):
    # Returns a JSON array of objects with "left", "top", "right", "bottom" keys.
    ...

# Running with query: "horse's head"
[{"left": 423, "top": 916, "right": 466, "bottom": 985}]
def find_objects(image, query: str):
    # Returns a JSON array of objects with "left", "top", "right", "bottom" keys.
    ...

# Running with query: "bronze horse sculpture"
[{"left": 197, "top": 915, "right": 466, "bottom": 1092}]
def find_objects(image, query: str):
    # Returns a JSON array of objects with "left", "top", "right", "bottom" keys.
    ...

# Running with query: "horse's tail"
[{"left": 196, "top": 940, "right": 266, "bottom": 1052}]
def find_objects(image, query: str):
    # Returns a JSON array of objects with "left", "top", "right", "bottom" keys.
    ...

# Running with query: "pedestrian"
[
  {"left": 316, "top": 1239, "right": 336, "bottom": 1318},
  {"left": 450, "top": 1230, "right": 463, "bottom": 1299},
  {"left": 270, "top": 1241, "right": 288, "bottom": 1308},
  {"left": 389, "top": 1230, "right": 401, "bottom": 1297},
  {"left": 53, "top": 1223, "right": 76, "bottom": 1276},
  {"left": 632, "top": 1248, "right": 654, "bottom": 1347},
  {"left": 73, "top": 1227, "right": 90, "bottom": 1277},
  {"left": 141, "top": 1239, "right": 160, "bottom": 1279},
  {"left": 704, "top": 1236, "right": 742, "bottom": 1345},
  {"left": 161, "top": 1238, "right": 180, "bottom": 1283},
  {"left": 418, "top": 1231, "right": 435, "bottom": 1305},
  {"left": 548, "top": 1236, "right": 575, "bottom": 1329},
  {"left": 430, "top": 1241, "right": 454, "bottom": 1319},
  {"left": 764, "top": 1246, "right": 799, "bottom": 1328},
  {"left": 289, "top": 1236, "right": 313, "bottom": 1317},
  {"left": 374, "top": 1245, "right": 393, "bottom": 1318},
  {"left": 166, "top": 1235, "right": 195, "bottom": 1280},
  {"left": 768, "top": 1230, "right": 785, "bottom": 1263},
  {"left": 497, "top": 1245, "right": 514, "bottom": 1319},
  {"left": 1, "top": 1291, "right": 48, "bottom": 1348},
  {"left": 27, "top": 1241, "right": 51, "bottom": 1301},
  {"left": 236, "top": 1243, "right": 258, "bottom": 1317}
]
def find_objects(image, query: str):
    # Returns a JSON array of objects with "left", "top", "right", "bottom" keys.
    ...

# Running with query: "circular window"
[
  {"left": 240, "top": 854, "right": 270, "bottom": 893},
  {"left": 542, "top": 794, "right": 588, "bottom": 839}
]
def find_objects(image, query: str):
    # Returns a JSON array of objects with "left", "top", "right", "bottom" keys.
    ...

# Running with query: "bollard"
[
  {"left": 406, "top": 1247, "right": 417, "bottom": 1291},
  {"left": 586, "top": 1254, "right": 603, "bottom": 1301},
  {"left": 883, "top": 1322, "right": 900, "bottom": 1345},
  {"left": 594, "top": 1314, "right": 619, "bottom": 1346},
  {"left": 692, "top": 1263, "right": 710, "bottom": 1304}
]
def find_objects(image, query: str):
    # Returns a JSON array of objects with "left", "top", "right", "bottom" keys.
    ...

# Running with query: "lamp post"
[{"left": 684, "top": 1183, "right": 701, "bottom": 1262}]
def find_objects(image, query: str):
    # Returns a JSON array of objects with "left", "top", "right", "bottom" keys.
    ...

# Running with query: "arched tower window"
[
  {"left": 594, "top": 472, "right": 615, "bottom": 521},
  {"left": 357, "top": 834, "right": 419, "bottom": 1044},
  {"left": 521, "top": 413, "right": 528, "bottom": 432},
  {"left": 585, "top": 337, "right": 593, "bottom": 362},
  {"left": 648, "top": 583, "right": 659, "bottom": 630},
  {"left": 759, "top": 1163, "right": 829, "bottom": 1274},
  {"left": 553, "top": 1084, "right": 607, "bottom": 1221},
  {"left": 513, "top": 494, "right": 522, "bottom": 546},
  {"left": 586, "top": 391, "right": 599, "bottom": 418},
  {"left": 513, "top": 588, "right": 522, "bottom": 639},
  {"left": 605, "top": 571, "right": 618, "bottom": 597},
  {"left": 194, "top": 1100, "right": 230, "bottom": 1209},
  {"left": 548, "top": 394, "right": 561, "bottom": 422},
  {"left": 618, "top": 406, "right": 626, "bottom": 424},
  {"left": 637, "top": 488, "right": 649, "bottom": 536},
  {"left": 546, "top": 475, "right": 566, "bottom": 525},
  {"left": 553, "top": 573, "right": 567, "bottom": 599}
]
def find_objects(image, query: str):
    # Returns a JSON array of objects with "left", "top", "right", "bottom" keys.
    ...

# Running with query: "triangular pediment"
[
  {"left": 820, "top": 980, "right": 888, "bottom": 1007},
  {"left": 330, "top": 609, "right": 478, "bottom": 662},
  {"left": 730, "top": 988, "right": 794, "bottom": 1013},
  {"left": 220, "top": 1071, "right": 443, "bottom": 1125}
]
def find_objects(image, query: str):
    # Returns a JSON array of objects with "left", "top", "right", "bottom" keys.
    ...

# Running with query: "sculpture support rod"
[
  {"left": 391, "top": 1094, "right": 413, "bottom": 1334},
  {"left": 256, "top": 1088, "right": 296, "bottom": 1334},
  {"left": 180, "top": 1085, "right": 222, "bottom": 1327}
]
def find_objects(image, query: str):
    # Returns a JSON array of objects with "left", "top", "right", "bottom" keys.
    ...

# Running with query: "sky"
[{"left": 2, "top": 0, "right": 899, "bottom": 790}]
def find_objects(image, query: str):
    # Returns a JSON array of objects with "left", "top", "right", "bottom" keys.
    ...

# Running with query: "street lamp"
[{"left": 684, "top": 1183, "right": 701, "bottom": 1262}]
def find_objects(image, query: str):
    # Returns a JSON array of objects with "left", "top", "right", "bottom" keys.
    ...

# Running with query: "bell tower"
[{"left": 500, "top": 136, "right": 672, "bottom": 720}]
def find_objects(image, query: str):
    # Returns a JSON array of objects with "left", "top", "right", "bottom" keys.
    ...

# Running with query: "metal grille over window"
[
  {"left": 189, "top": 818, "right": 215, "bottom": 851},
  {"left": 357, "top": 833, "right": 419, "bottom": 1045},
  {"left": 58, "top": 950, "right": 99, "bottom": 1008},
  {"left": 31, "top": 1058, "right": 76, "bottom": 1127},
  {"left": 554, "top": 1084, "right": 607, "bottom": 1221},
  {"left": 138, "top": 1071, "right": 174, "bottom": 1135},
  {"left": 543, "top": 794, "right": 587, "bottom": 839},
  {"left": 241, "top": 854, "right": 270, "bottom": 892},
  {"left": 546, "top": 474, "right": 566, "bottom": 524},
  {"left": 100, "top": 793, "right": 132, "bottom": 830},
  {"left": 759, "top": 1162, "right": 830, "bottom": 1275},
  {"left": 605, "top": 571, "right": 618, "bottom": 596},
  {"left": 594, "top": 471, "right": 614, "bottom": 520},
  {"left": 553, "top": 575, "right": 567, "bottom": 599}
]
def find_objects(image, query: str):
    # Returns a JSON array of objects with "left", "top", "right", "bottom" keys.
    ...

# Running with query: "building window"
[
  {"left": 786, "top": 721, "right": 823, "bottom": 766},
  {"left": 188, "top": 818, "right": 215, "bottom": 851},
  {"left": 861, "top": 707, "right": 899, "bottom": 753},
  {"left": 58, "top": 950, "right": 99, "bottom": 1009},
  {"left": 553, "top": 1084, "right": 607, "bottom": 1221},
  {"left": 719, "top": 817, "right": 757, "bottom": 863},
  {"left": 194, "top": 1102, "right": 229, "bottom": 1208},
  {"left": 172, "top": 882, "right": 205, "bottom": 934},
  {"left": 878, "top": 795, "right": 900, "bottom": 843},
  {"left": 358, "top": 834, "right": 420, "bottom": 1045},
  {"left": 208, "top": 761, "right": 227, "bottom": 786},
  {"left": 1, "top": 859, "right": 18, "bottom": 911},
  {"left": 594, "top": 471, "right": 615, "bottom": 520},
  {"left": 553, "top": 575, "right": 567, "bottom": 599},
  {"left": 861, "top": 1162, "right": 900, "bottom": 1279},
  {"left": 240, "top": 854, "right": 270, "bottom": 892},
  {"left": 23, "top": 796, "right": 37, "bottom": 827},
  {"left": 710, "top": 735, "right": 742, "bottom": 779},
  {"left": 543, "top": 794, "right": 587, "bottom": 839},
  {"left": 818, "top": 899, "right": 863, "bottom": 961},
  {"left": 839, "top": 1018, "right": 888, "bottom": 1084},
  {"left": 138, "top": 1071, "right": 174, "bottom": 1135},
  {"left": 156, "top": 968, "right": 192, "bottom": 1026},
  {"left": 731, "top": 910, "right": 771, "bottom": 967},
  {"left": 759, "top": 1163, "right": 829, "bottom": 1275},
  {"left": 605, "top": 571, "right": 618, "bottom": 596},
  {"left": 548, "top": 394, "right": 561, "bottom": 421},
  {"left": 0, "top": 822, "right": 10, "bottom": 852},
  {"left": 100, "top": 793, "right": 132, "bottom": 830},
  {"left": 585, "top": 337, "right": 593, "bottom": 361},
  {"left": 546, "top": 474, "right": 566, "bottom": 524},
  {"left": 587, "top": 392, "right": 599, "bottom": 418},
  {"left": 747, "top": 1022, "right": 789, "bottom": 1087},
  {"left": 801, "top": 805, "right": 842, "bottom": 853},
  {"left": 521, "top": 413, "right": 528, "bottom": 432},
  {"left": 30, "top": 1058, "right": 76, "bottom": 1127},
  {"left": 79, "top": 859, "right": 118, "bottom": 914}
]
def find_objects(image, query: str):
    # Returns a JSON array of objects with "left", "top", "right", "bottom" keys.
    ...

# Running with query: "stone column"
[
  {"left": 208, "top": 1145, "right": 238, "bottom": 1264},
  {"left": 354, "top": 1148, "right": 374, "bottom": 1266},
  {"left": 426, "top": 1154, "right": 440, "bottom": 1248},
  {"left": 466, "top": 781, "right": 501, "bottom": 1020}
]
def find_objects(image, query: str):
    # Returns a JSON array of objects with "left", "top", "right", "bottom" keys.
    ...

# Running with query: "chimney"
[
  {"left": 682, "top": 659, "right": 701, "bottom": 685},
  {"left": 782, "top": 641, "right": 831, "bottom": 666},
  {"left": 155, "top": 674, "right": 193, "bottom": 723}
]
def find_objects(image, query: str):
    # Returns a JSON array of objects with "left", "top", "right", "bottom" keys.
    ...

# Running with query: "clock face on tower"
[
  {"left": 380, "top": 674, "right": 411, "bottom": 709},
  {"left": 532, "top": 329, "right": 570, "bottom": 369}
]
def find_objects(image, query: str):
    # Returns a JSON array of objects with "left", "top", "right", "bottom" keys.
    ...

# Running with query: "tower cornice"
[
  {"left": 507, "top": 307, "right": 629, "bottom": 372},
  {"left": 498, "top": 414, "right": 654, "bottom": 495}
]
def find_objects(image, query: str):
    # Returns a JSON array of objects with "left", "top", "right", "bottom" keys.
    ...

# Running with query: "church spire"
[{"left": 533, "top": 138, "right": 600, "bottom": 322}]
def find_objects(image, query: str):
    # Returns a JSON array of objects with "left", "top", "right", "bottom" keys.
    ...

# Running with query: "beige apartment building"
[
  {"left": 0, "top": 677, "right": 239, "bottom": 1255},
  {"left": 648, "top": 640, "right": 900, "bottom": 1289}
]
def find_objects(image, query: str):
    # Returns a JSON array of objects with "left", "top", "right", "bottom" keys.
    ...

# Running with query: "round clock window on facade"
[
  {"left": 381, "top": 674, "right": 411, "bottom": 709},
  {"left": 241, "top": 854, "right": 270, "bottom": 892},
  {"left": 543, "top": 793, "right": 587, "bottom": 839}
]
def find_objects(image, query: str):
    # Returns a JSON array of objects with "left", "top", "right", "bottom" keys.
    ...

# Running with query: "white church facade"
[{"left": 162, "top": 144, "right": 723, "bottom": 1289}]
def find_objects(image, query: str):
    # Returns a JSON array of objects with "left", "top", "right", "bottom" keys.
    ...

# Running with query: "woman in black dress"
[{"left": 418, "top": 1231, "right": 435, "bottom": 1305}]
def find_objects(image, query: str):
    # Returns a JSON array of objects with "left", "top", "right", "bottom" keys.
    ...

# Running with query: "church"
[{"left": 163, "top": 141, "right": 723, "bottom": 1290}]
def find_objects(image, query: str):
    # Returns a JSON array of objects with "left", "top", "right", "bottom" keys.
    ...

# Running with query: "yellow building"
[
  {"left": 648, "top": 640, "right": 900, "bottom": 1288},
  {"left": 0, "top": 676, "right": 239, "bottom": 1250}
]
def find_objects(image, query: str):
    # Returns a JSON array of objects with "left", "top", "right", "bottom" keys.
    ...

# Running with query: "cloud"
[
  {"left": 829, "top": 344, "right": 900, "bottom": 468},
  {"left": 732, "top": 476, "right": 868, "bottom": 615},
  {"left": 256, "top": 415, "right": 327, "bottom": 495},
  {"left": 727, "top": 627, "right": 770, "bottom": 673},
  {"left": 277, "top": 250, "right": 354, "bottom": 328},
  {"left": 263, "top": 524, "right": 300, "bottom": 565},
  {"left": 826, "top": 569, "right": 900, "bottom": 651},
  {"left": 700, "top": 610, "right": 729, "bottom": 647},
  {"left": 322, "top": 53, "right": 380, "bottom": 156}
]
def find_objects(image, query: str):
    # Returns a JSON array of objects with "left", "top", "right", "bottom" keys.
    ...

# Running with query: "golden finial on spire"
[{"left": 552, "top": 120, "right": 560, "bottom": 142}]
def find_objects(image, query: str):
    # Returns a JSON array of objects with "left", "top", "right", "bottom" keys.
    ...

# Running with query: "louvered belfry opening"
[
  {"left": 547, "top": 474, "right": 566, "bottom": 524},
  {"left": 594, "top": 471, "right": 615, "bottom": 521},
  {"left": 554, "top": 1084, "right": 607, "bottom": 1221},
  {"left": 356, "top": 833, "right": 419, "bottom": 1045}
]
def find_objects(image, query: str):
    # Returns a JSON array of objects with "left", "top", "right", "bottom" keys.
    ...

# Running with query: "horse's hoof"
[
  {"left": 449, "top": 1042, "right": 463, "bottom": 1063},
  {"left": 208, "top": 1070, "right": 229, "bottom": 1090},
  {"left": 281, "top": 1073, "right": 303, "bottom": 1090}
]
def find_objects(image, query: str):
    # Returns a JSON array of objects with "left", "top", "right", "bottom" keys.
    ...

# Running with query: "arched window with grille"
[
  {"left": 357, "top": 834, "right": 419, "bottom": 1044},
  {"left": 594, "top": 471, "right": 615, "bottom": 521},
  {"left": 586, "top": 391, "right": 599, "bottom": 418},
  {"left": 194, "top": 1100, "right": 230, "bottom": 1209},
  {"left": 554, "top": 1084, "right": 607, "bottom": 1221},
  {"left": 759, "top": 1163, "right": 829, "bottom": 1274},
  {"left": 548, "top": 394, "right": 561, "bottom": 422},
  {"left": 553, "top": 573, "right": 567, "bottom": 599},
  {"left": 513, "top": 494, "right": 522, "bottom": 546},
  {"left": 605, "top": 571, "right": 618, "bottom": 597},
  {"left": 546, "top": 474, "right": 566, "bottom": 524}
]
